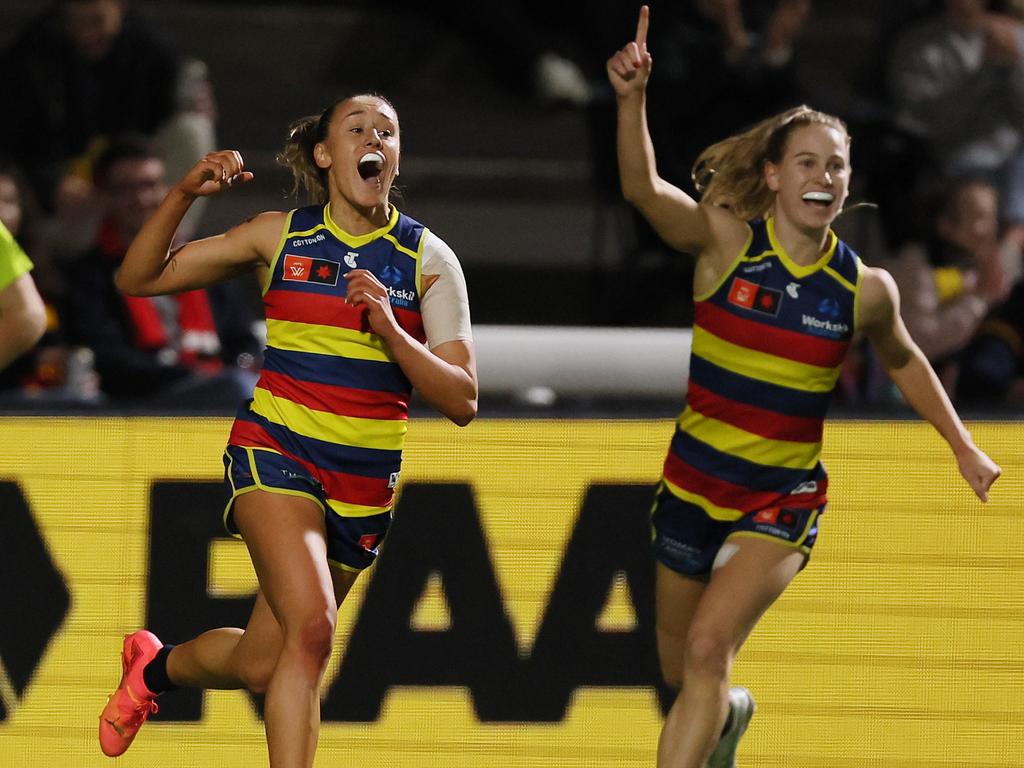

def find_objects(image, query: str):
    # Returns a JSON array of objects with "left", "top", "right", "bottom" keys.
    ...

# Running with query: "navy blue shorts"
[
  {"left": 651, "top": 482, "right": 822, "bottom": 580},
  {"left": 222, "top": 444, "right": 391, "bottom": 572}
]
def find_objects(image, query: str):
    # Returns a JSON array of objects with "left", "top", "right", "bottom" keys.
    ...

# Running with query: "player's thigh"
[
  {"left": 232, "top": 489, "right": 336, "bottom": 633},
  {"left": 687, "top": 536, "right": 806, "bottom": 661}
]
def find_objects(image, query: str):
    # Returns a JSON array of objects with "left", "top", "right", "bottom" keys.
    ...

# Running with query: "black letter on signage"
[
  {"left": 0, "top": 481, "right": 71, "bottom": 721},
  {"left": 528, "top": 483, "right": 673, "bottom": 718},
  {"left": 147, "top": 481, "right": 257, "bottom": 721},
  {"left": 323, "top": 483, "right": 522, "bottom": 721}
]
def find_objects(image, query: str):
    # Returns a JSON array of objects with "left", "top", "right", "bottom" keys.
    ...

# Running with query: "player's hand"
[
  {"left": 344, "top": 268, "right": 402, "bottom": 342},
  {"left": 177, "top": 150, "right": 253, "bottom": 199},
  {"left": 956, "top": 443, "right": 1002, "bottom": 502},
  {"left": 607, "top": 5, "right": 653, "bottom": 98}
]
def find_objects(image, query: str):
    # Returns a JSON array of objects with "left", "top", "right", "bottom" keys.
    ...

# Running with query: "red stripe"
[
  {"left": 265, "top": 288, "right": 364, "bottom": 330},
  {"left": 686, "top": 381, "right": 823, "bottom": 443},
  {"left": 258, "top": 369, "right": 407, "bottom": 420},
  {"left": 663, "top": 452, "right": 827, "bottom": 512},
  {"left": 227, "top": 421, "right": 394, "bottom": 508},
  {"left": 265, "top": 288, "right": 426, "bottom": 343},
  {"left": 696, "top": 301, "right": 848, "bottom": 368},
  {"left": 393, "top": 306, "right": 425, "bottom": 343}
]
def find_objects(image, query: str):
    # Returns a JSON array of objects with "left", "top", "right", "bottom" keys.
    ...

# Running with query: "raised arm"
[
  {"left": 608, "top": 6, "right": 747, "bottom": 261},
  {"left": 859, "top": 266, "right": 1001, "bottom": 501},
  {"left": 115, "top": 150, "right": 277, "bottom": 297}
]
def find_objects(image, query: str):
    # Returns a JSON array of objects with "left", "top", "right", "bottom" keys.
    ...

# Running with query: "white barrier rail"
[{"left": 472, "top": 325, "right": 692, "bottom": 398}]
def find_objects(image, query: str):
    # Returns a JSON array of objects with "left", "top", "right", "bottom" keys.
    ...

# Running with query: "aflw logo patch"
[
  {"left": 283, "top": 254, "right": 341, "bottom": 286},
  {"left": 727, "top": 277, "right": 781, "bottom": 316}
]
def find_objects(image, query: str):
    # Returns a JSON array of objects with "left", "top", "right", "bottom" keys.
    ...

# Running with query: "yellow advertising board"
[{"left": 0, "top": 417, "right": 1021, "bottom": 767}]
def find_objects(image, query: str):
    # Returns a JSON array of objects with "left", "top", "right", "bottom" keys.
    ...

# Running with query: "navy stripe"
[
  {"left": 235, "top": 406, "right": 402, "bottom": 478},
  {"left": 688, "top": 355, "right": 833, "bottom": 419},
  {"left": 829, "top": 242, "right": 860, "bottom": 285},
  {"left": 669, "top": 427, "right": 827, "bottom": 493},
  {"left": 290, "top": 205, "right": 325, "bottom": 231},
  {"left": 262, "top": 347, "right": 411, "bottom": 394}
]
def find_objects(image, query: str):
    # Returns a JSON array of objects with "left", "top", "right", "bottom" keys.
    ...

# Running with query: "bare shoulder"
[
  {"left": 697, "top": 203, "right": 753, "bottom": 270},
  {"left": 221, "top": 210, "right": 289, "bottom": 264},
  {"left": 858, "top": 265, "right": 900, "bottom": 331}
]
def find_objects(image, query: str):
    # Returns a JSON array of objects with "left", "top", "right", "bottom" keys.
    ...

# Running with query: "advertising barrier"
[{"left": 0, "top": 417, "right": 1021, "bottom": 767}]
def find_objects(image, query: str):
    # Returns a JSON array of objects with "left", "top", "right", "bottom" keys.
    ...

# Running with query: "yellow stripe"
[
  {"left": 323, "top": 203, "right": 399, "bottom": 247},
  {"left": 251, "top": 386, "right": 407, "bottom": 450},
  {"left": 823, "top": 264, "right": 857, "bottom": 294},
  {"left": 692, "top": 325, "right": 840, "bottom": 392},
  {"left": 266, "top": 318, "right": 394, "bottom": 362},
  {"left": 327, "top": 499, "right": 391, "bottom": 518},
  {"left": 727, "top": 530, "right": 812, "bottom": 553},
  {"left": 677, "top": 408, "right": 821, "bottom": 470},
  {"left": 767, "top": 217, "right": 837, "bottom": 278},
  {"left": 662, "top": 477, "right": 743, "bottom": 522},
  {"left": 263, "top": 210, "right": 296, "bottom": 295},
  {"left": 382, "top": 232, "right": 418, "bottom": 259}
]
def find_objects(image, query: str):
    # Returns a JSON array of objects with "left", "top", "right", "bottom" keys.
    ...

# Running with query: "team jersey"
[
  {"left": 662, "top": 217, "right": 861, "bottom": 520},
  {"left": 229, "top": 203, "right": 428, "bottom": 519}
]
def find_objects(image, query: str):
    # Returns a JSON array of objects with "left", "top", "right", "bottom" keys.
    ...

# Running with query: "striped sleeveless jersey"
[
  {"left": 662, "top": 217, "right": 861, "bottom": 520},
  {"left": 229, "top": 203, "right": 427, "bottom": 518}
]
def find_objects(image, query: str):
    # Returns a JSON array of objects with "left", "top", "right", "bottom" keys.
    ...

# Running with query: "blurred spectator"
[
  {"left": 888, "top": 0, "right": 1024, "bottom": 277},
  {"left": 0, "top": 0, "right": 216, "bottom": 252},
  {"left": 0, "top": 220, "right": 46, "bottom": 372},
  {"left": 886, "top": 177, "right": 1011, "bottom": 394},
  {"left": 61, "top": 136, "right": 255, "bottom": 408},
  {"left": 0, "top": 157, "right": 82, "bottom": 398}
]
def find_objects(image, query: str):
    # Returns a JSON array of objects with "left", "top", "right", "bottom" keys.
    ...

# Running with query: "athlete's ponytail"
[
  {"left": 692, "top": 105, "right": 849, "bottom": 222},
  {"left": 278, "top": 94, "right": 400, "bottom": 204}
]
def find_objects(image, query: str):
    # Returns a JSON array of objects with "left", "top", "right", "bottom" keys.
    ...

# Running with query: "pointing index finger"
[{"left": 635, "top": 5, "right": 649, "bottom": 47}]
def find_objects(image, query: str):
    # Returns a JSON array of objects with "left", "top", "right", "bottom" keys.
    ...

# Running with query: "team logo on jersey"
[
  {"left": 344, "top": 251, "right": 359, "bottom": 269},
  {"left": 818, "top": 297, "right": 841, "bottom": 319},
  {"left": 282, "top": 254, "right": 341, "bottom": 286},
  {"left": 727, "top": 277, "right": 782, "bottom": 316}
]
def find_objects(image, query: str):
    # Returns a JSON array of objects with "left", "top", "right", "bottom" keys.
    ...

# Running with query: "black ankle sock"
[
  {"left": 721, "top": 707, "right": 734, "bottom": 737},
  {"left": 142, "top": 644, "right": 178, "bottom": 694}
]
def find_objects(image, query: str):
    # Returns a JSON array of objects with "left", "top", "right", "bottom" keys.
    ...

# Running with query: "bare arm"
[
  {"left": 345, "top": 269, "right": 478, "bottom": 426},
  {"left": 608, "top": 4, "right": 749, "bottom": 282},
  {"left": 860, "top": 266, "right": 1002, "bottom": 500},
  {"left": 0, "top": 273, "right": 46, "bottom": 370},
  {"left": 115, "top": 150, "right": 274, "bottom": 297}
]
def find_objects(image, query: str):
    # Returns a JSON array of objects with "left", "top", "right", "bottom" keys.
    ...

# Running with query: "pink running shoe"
[{"left": 98, "top": 630, "right": 162, "bottom": 757}]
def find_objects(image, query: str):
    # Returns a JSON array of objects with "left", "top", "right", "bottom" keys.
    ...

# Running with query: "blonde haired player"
[{"left": 608, "top": 6, "right": 1001, "bottom": 767}]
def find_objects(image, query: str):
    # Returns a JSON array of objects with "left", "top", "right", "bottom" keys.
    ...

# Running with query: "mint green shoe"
[{"left": 707, "top": 686, "right": 755, "bottom": 768}]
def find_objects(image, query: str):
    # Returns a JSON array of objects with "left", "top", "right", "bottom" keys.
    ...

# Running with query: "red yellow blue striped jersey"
[
  {"left": 662, "top": 217, "right": 861, "bottom": 520},
  {"left": 229, "top": 204, "right": 427, "bottom": 518}
]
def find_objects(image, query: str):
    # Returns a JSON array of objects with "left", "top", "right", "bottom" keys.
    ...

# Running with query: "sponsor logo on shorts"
[{"left": 388, "top": 471, "right": 400, "bottom": 489}]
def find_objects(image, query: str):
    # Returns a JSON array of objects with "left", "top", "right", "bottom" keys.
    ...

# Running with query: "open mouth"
[
  {"left": 802, "top": 191, "right": 834, "bottom": 207},
  {"left": 357, "top": 152, "right": 385, "bottom": 181}
]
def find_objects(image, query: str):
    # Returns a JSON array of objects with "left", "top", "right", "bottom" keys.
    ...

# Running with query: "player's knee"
[
  {"left": 287, "top": 612, "right": 336, "bottom": 668},
  {"left": 683, "top": 627, "right": 731, "bottom": 680}
]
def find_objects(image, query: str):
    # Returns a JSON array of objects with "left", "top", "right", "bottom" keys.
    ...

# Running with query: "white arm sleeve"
[{"left": 420, "top": 231, "right": 473, "bottom": 350}]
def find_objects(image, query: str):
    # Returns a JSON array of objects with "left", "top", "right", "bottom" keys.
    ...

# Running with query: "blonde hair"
[
  {"left": 691, "top": 105, "right": 850, "bottom": 222},
  {"left": 277, "top": 93, "right": 398, "bottom": 204}
]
